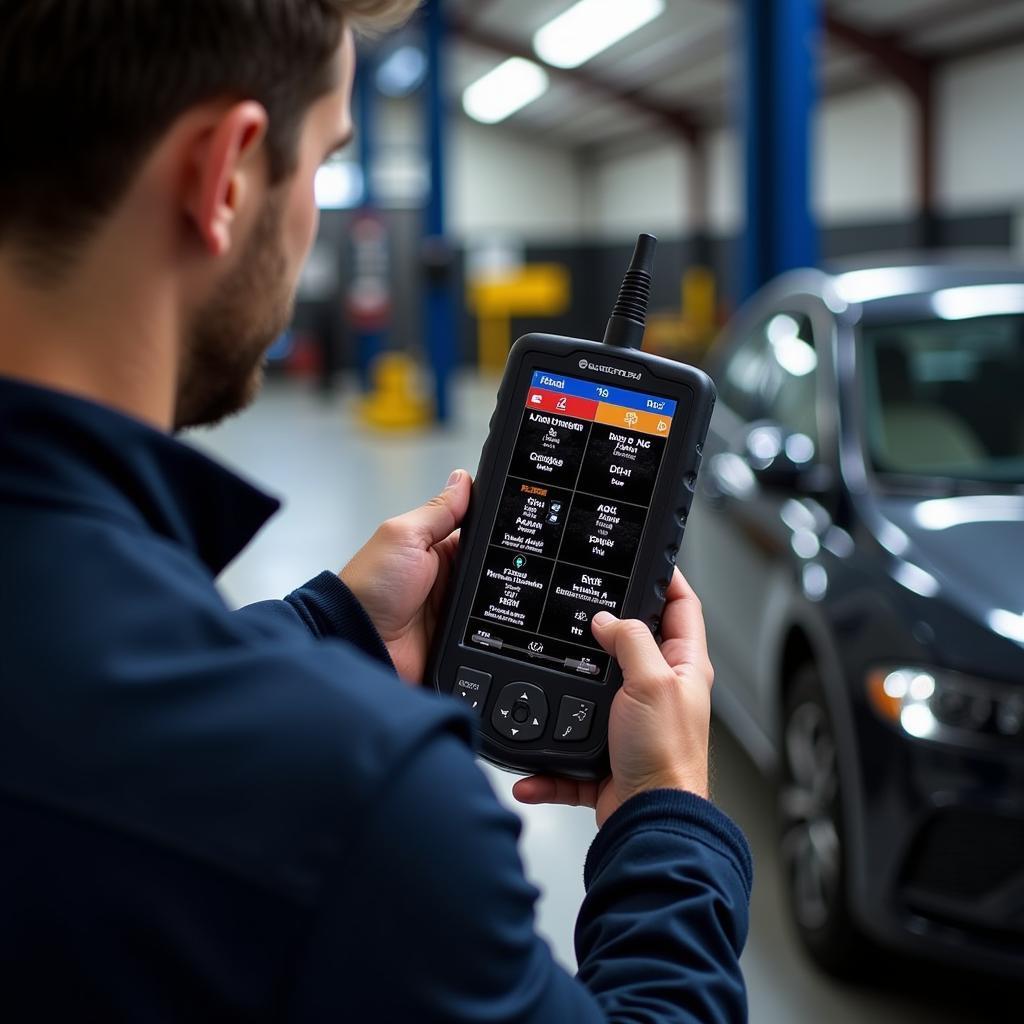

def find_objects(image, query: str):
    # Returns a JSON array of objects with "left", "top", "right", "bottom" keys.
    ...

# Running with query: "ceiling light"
[
  {"left": 534, "top": 0, "right": 665, "bottom": 69},
  {"left": 462, "top": 58, "right": 549, "bottom": 125}
]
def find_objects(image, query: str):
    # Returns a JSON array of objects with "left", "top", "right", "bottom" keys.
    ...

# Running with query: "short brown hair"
[{"left": 0, "top": 0, "right": 418, "bottom": 280}]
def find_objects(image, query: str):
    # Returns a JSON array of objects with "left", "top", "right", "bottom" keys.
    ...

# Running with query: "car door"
[{"left": 684, "top": 305, "right": 826, "bottom": 722}]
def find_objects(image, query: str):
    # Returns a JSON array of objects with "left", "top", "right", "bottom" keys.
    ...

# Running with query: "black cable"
[{"left": 603, "top": 233, "right": 657, "bottom": 351}]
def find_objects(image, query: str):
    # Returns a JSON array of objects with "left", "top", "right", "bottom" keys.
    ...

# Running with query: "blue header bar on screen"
[{"left": 531, "top": 371, "right": 677, "bottom": 417}]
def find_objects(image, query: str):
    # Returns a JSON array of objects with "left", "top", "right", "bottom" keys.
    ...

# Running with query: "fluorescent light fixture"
[
  {"left": 376, "top": 45, "right": 427, "bottom": 98},
  {"left": 315, "top": 161, "right": 364, "bottom": 210},
  {"left": 831, "top": 267, "right": 932, "bottom": 304},
  {"left": 931, "top": 283, "right": 1024, "bottom": 321},
  {"left": 534, "top": 0, "right": 665, "bottom": 69},
  {"left": 463, "top": 58, "right": 549, "bottom": 124}
]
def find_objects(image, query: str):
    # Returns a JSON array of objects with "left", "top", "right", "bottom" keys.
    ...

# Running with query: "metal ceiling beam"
[
  {"left": 449, "top": 18, "right": 705, "bottom": 142},
  {"left": 890, "top": 0, "right": 1023, "bottom": 39},
  {"left": 822, "top": 11, "right": 931, "bottom": 92},
  {"left": 942, "top": 21, "right": 1024, "bottom": 61},
  {"left": 606, "top": 25, "right": 733, "bottom": 93}
]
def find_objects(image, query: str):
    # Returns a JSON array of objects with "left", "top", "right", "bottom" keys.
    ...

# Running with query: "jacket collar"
[{"left": 0, "top": 376, "right": 280, "bottom": 576}]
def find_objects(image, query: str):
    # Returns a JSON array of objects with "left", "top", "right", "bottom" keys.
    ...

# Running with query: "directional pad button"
[{"left": 492, "top": 682, "right": 548, "bottom": 742}]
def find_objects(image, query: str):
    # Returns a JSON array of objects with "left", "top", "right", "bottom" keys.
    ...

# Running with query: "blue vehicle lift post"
[
  {"left": 740, "top": 0, "right": 821, "bottom": 302},
  {"left": 423, "top": 0, "right": 456, "bottom": 425}
]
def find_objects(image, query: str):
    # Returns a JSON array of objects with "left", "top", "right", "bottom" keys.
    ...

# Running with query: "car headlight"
[{"left": 867, "top": 666, "right": 1024, "bottom": 747}]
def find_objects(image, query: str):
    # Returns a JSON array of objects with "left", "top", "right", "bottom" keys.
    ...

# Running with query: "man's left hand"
[{"left": 340, "top": 470, "right": 472, "bottom": 684}]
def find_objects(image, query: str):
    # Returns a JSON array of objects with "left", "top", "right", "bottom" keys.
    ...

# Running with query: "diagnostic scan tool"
[{"left": 428, "top": 235, "right": 716, "bottom": 779}]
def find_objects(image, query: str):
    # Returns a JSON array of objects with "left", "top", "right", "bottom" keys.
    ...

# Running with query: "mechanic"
[{"left": 0, "top": 2, "right": 752, "bottom": 1021}]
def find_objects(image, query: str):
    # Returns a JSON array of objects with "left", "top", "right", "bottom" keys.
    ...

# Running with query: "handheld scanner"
[{"left": 427, "top": 235, "right": 717, "bottom": 780}]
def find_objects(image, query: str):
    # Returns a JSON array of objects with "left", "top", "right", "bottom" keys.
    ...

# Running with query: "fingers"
[
  {"left": 386, "top": 470, "right": 472, "bottom": 549},
  {"left": 658, "top": 570, "right": 712, "bottom": 681},
  {"left": 665, "top": 566, "right": 692, "bottom": 602},
  {"left": 512, "top": 776, "right": 600, "bottom": 808},
  {"left": 592, "top": 612, "right": 671, "bottom": 682}
]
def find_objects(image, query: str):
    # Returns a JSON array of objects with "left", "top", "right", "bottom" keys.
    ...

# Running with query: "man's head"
[{"left": 0, "top": 1, "right": 418, "bottom": 428}]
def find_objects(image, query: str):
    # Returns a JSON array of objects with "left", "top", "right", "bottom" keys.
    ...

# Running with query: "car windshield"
[{"left": 860, "top": 310, "right": 1024, "bottom": 488}]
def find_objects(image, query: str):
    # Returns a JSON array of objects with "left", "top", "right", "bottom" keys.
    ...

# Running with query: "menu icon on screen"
[{"left": 464, "top": 369, "right": 681, "bottom": 681}]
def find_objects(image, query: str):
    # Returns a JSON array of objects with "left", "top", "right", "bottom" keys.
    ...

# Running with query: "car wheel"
[{"left": 779, "top": 665, "right": 874, "bottom": 978}]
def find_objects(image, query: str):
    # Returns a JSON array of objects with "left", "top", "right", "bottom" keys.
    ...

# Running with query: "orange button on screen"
[{"left": 594, "top": 403, "right": 673, "bottom": 438}]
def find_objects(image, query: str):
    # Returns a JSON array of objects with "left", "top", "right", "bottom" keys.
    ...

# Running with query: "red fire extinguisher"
[{"left": 346, "top": 212, "right": 392, "bottom": 334}]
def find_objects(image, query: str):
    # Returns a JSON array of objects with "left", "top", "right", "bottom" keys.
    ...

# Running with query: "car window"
[
  {"left": 718, "top": 312, "right": 819, "bottom": 441},
  {"left": 861, "top": 313, "right": 1024, "bottom": 483}
]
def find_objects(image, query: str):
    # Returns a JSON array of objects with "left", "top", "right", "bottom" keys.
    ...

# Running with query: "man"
[{"left": 0, "top": 2, "right": 752, "bottom": 1021}]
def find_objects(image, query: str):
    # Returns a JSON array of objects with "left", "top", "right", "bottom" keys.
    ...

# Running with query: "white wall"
[
  {"left": 577, "top": 42, "right": 1024, "bottom": 239},
  {"left": 371, "top": 99, "right": 585, "bottom": 240},
  {"left": 447, "top": 118, "right": 585, "bottom": 240},
  {"left": 582, "top": 142, "right": 690, "bottom": 240},
  {"left": 708, "top": 127, "right": 742, "bottom": 235},
  {"left": 370, "top": 42, "right": 1024, "bottom": 242},
  {"left": 937, "top": 45, "right": 1024, "bottom": 213},
  {"left": 814, "top": 85, "right": 917, "bottom": 223}
]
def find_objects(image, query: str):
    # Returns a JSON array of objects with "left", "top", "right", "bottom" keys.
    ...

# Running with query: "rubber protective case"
[{"left": 427, "top": 334, "right": 717, "bottom": 780}]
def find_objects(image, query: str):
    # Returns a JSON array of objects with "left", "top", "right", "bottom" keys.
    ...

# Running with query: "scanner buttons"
[
  {"left": 492, "top": 682, "right": 548, "bottom": 742},
  {"left": 452, "top": 667, "right": 492, "bottom": 716},
  {"left": 554, "top": 696, "right": 596, "bottom": 743}
]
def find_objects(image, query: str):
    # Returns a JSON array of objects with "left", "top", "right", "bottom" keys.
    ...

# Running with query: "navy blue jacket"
[{"left": 0, "top": 377, "right": 752, "bottom": 1022}]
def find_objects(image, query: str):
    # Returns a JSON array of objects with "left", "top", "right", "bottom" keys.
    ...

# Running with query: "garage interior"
[{"left": 189, "top": 1, "right": 1024, "bottom": 1017}]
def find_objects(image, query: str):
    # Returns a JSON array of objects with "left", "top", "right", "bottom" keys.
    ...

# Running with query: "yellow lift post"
[
  {"left": 644, "top": 266, "right": 719, "bottom": 361},
  {"left": 468, "top": 264, "right": 571, "bottom": 374}
]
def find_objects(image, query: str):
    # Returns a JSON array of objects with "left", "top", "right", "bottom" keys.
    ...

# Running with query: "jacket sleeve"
[
  {"left": 234, "top": 571, "right": 395, "bottom": 671},
  {"left": 283, "top": 730, "right": 752, "bottom": 1023},
  {"left": 577, "top": 791, "right": 752, "bottom": 1023}
]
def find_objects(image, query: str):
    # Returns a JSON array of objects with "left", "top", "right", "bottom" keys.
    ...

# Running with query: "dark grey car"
[{"left": 685, "top": 263, "right": 1024, "bottom": 978}]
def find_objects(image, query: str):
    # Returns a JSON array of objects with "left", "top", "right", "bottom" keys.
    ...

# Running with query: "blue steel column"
[
  {"left": 355, "top": 53, "right": 382, "bottom": 387},
  {"left": 741, "top": 0, "right": 820, "bottom": 302},
  {"left": 424, "top": 0, "right": 455, "bottom": 424}
]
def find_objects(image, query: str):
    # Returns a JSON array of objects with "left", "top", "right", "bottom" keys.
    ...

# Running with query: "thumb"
[
  {"left": 592, "top": 612, "right": 671, "bottom": 690},
  {"left": 398, "top": 469, "right": 472, "bottom": 548}
]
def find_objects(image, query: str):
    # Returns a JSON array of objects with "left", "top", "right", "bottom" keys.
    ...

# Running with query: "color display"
[{"left": 463, "top": 370, "right": 679, "bottom": 680}]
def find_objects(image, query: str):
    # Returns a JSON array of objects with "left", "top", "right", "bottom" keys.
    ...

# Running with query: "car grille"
[{"left": 900, "top": 808, "right": 1024, "bottom": 940}]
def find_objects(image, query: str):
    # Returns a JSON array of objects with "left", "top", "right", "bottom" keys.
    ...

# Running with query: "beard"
[{"left": 174, "top": 192, "right": 294, "bottom": 431}]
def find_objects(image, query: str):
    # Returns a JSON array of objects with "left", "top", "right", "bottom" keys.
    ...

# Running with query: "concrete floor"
[{"left": 193, "top": 377, "right": 1010, "bottom": 1023}]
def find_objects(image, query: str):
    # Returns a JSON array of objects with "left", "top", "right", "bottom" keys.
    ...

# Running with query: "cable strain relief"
[{"left": 610, "top": 267, "right": 653, "bottom": 326}]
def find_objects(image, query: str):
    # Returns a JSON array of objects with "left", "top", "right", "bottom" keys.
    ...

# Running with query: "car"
[{"left": 683, "top": 261, "right": 1024, "bottom": 980}]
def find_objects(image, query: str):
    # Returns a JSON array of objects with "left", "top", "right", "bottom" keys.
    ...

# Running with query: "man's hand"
[
  {"left": 512, "top": 569, "right": 714, "bottom": 828},
  {"left": 340, "top": 470, "right": 471, "bottom": 684}
]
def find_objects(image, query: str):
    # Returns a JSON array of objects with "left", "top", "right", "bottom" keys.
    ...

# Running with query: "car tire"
[{"left": 779, "top": 664, "right": 875, "bottom": 979}]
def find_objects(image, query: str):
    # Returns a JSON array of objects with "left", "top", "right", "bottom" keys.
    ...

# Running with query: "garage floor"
[{"left": 194, "top": 378, "right": 1012, "bottom": 1022}]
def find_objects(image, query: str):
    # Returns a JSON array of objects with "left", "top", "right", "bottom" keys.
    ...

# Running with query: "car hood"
[{"left": 877, "top": 495, "right": 1024, "bottom": 642}]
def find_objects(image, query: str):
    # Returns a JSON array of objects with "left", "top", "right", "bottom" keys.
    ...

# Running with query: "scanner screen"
[{"left": 463, "top": 370, "right": 678, "bottom": 681}]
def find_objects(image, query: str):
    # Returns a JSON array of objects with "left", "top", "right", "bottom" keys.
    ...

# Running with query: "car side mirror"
[{"left": 741, "top": 422, "right": 832, "bottom": 495}]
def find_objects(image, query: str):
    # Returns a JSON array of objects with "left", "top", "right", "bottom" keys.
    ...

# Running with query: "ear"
[{"left": 183, "top": 101, "right": 270, "bottom": 258}]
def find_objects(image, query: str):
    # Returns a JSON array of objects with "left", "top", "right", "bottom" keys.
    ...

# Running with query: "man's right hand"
[{"left": 512, "top": 569, "right": 714, "bottom": 828}]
